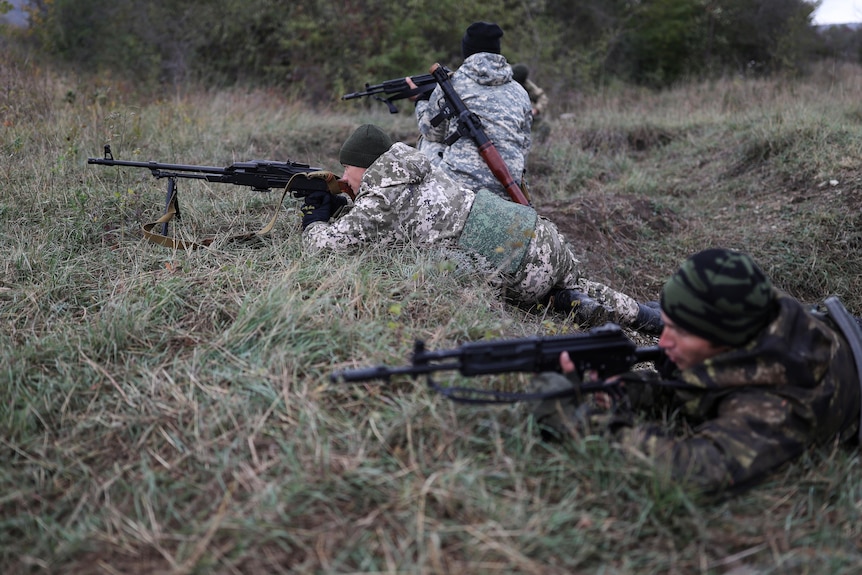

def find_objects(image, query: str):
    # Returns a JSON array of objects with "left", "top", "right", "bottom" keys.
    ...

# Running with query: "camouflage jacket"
[
  {"left": 618, "top": 290, "right": 860, "bottom": 493},
  {"left": 523, "top": 78, "right": 549, "bottom": 116},
  {"left": 302, "top": 143, "right": 645, "bottom": 320},
  {"left": 302, "top": 142, "right": 474, "bottom": 252},
  {"left": 414, "top": 53, "right": 532, "bottom": 200}
]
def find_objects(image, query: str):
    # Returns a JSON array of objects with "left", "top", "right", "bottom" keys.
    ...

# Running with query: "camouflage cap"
[
  {"left": 660, "top": 248, "right": 775, "bottom": 347},
  {"left": 339, "top": 124, "right": 393, "bottom": 168}
]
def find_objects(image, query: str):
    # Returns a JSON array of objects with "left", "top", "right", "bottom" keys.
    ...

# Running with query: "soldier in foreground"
[
  {"left": 300, "top": 124, "right": 662, "bottom": 333},
  {"left": 533, "top": 248, "right": 862, "bottom": 493}
]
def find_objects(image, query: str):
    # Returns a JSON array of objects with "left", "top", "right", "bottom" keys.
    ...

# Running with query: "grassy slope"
[
  {"left": 529, "top": 66, "right": 862, "bottom": 308},
  {"left": 1, "top": 53, "right": 861, "bottom": 574}
]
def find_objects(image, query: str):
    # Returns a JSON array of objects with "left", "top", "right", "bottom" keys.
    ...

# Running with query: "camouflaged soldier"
[
  {"left": 300, "top": 124, "right": 662, "bottom": 333},
  {"left": 512, "top": 63, "right": 551, "bottom": 144},
  {"left": 532, "top": 248, "right": 862, "bottom": 494},
  {"left": 410, "top": 22, "right": 532, "bottom": 201}
]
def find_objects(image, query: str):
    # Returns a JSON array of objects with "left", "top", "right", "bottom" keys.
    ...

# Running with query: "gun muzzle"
[{"left": 331, "top": 366, "right": 394, "bottom": 383}]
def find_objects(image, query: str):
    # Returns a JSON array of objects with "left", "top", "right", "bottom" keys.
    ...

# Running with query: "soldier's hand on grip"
[{"left": 300, "top": 190, "right": 333, "bottom": 230}]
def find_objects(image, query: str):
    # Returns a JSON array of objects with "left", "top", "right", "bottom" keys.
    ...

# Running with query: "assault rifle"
[
  {"left": 426, "top": 63, "right": 531, "bottom": 206},
  {"left": 88, "top": 145, "right": 347, "bottom": 249},
  {"left": 331, "top": 324, "right": 663, "bottom": 404},
  {"left": 341, "top": 68, "right": 451, "bottom": 114}
]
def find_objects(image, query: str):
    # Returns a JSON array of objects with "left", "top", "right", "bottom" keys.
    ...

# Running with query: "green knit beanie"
[
  {"left": 660, "top": 248, "right": 775, "bottom": 346},
  {"left": 339, "top": 124, "right": 392, "bottom": 168}
]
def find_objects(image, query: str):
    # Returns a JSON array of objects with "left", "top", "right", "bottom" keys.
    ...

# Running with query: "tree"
[{"left": 13, "top": 0, "right": 837, "bottom": 97}]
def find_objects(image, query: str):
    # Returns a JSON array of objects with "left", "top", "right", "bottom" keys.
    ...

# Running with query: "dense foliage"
[{"left": 10, "top": 0, "right": 858, "bottom": 98}]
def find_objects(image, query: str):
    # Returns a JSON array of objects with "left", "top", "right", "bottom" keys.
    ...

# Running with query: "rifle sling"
[
  {"left": 823, "top": 296, "right": 862, "bottom": 442},
  {"left": 142, "top": 187, "right": 291, "bottom": 250},
  {"left": 425, "top": 372, "right": 699, "bottom": 405}
]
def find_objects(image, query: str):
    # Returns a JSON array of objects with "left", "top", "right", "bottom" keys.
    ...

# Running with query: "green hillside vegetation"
[
  {"left": 13, "top": 0, "right": 854, "bottom": 93},
  {"left": 2, "top": 28, "right": 862, "bottom": 575}
]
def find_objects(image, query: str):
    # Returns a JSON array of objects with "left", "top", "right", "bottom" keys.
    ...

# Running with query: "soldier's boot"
[
  {"left": 550, "top": 289, "right": 611, "bottom": 327},
  {"left": 634, "top": 303, "right": 664, "bottom": 335}
]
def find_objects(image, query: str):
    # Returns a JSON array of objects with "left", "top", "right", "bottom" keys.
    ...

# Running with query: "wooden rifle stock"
[
  {"left": 428, "top": 63, "right": 530, "bottom": 206},
  {"left": 476, "top": 141, "right": 530, "bottom": 206}
]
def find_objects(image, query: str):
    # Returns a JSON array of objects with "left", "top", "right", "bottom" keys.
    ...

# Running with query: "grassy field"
[{"left": 2, "top": 47, "right": 861, "bottom": 574}]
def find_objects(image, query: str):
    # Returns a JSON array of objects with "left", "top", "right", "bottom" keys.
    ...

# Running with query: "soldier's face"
[
  {"left": 341, "top": 165, "right": 366, "bottom": 195},
  {"left": 658, "top": 312, "right": 730, "bottom": 370}
]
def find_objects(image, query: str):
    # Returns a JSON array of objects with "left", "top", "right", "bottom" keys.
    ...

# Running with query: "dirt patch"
[
  {"left": 577, "top": 125, "right": 676, "bottom": 154},
  {"left": 536, "top": 193, "right": 681, "bottom": 299},
  {"left": 538, "top": 193, "right": 678, "bottom": 248}
]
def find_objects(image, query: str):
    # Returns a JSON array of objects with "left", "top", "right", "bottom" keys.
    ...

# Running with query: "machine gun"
[
  {"left": 88, "top": 145, "right": 346, "bottom": 249},
  {"left": 331, "top": 324, "right": 663, "bottom": 404}
]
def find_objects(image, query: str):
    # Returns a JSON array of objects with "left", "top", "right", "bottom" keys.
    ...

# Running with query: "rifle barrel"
[{"left": 87, "top": 157, "right": 228, "bottom": 175}]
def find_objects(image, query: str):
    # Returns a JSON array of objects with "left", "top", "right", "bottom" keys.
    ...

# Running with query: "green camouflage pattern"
[
  {"left": 618, "top": 290, "right": 860, "bottom": 492},
  {"left": 661, "top": 248, "right": 774, "bottom": 346},
  {"left": 457, "top": 188, "right": 536, "bottom": 275},
  {"left": 414, "top": 52, "right": 533, "bottom": 200},
  {"left": 302, "top": 143, "right": 642, "bottom": 326}
]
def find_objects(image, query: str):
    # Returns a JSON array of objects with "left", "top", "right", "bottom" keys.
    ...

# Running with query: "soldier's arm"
[
  {"left": 614, "top": 390, "right": 807, "bottom": 494},
  {"left": 302, "top": 188, "right": 396, "bottom": 252},
  {"left": 527, "top": 79, "right": 548, "bottom": 115}
]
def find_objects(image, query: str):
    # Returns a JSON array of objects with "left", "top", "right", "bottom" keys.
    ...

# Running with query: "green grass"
[{"left": 1, "top": 49, "right": 862, "bottom": 574}]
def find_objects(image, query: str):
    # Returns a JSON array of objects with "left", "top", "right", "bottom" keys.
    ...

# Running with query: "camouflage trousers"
[{"left": 508, "top": 216, "right": 640, "bottom": 324}]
